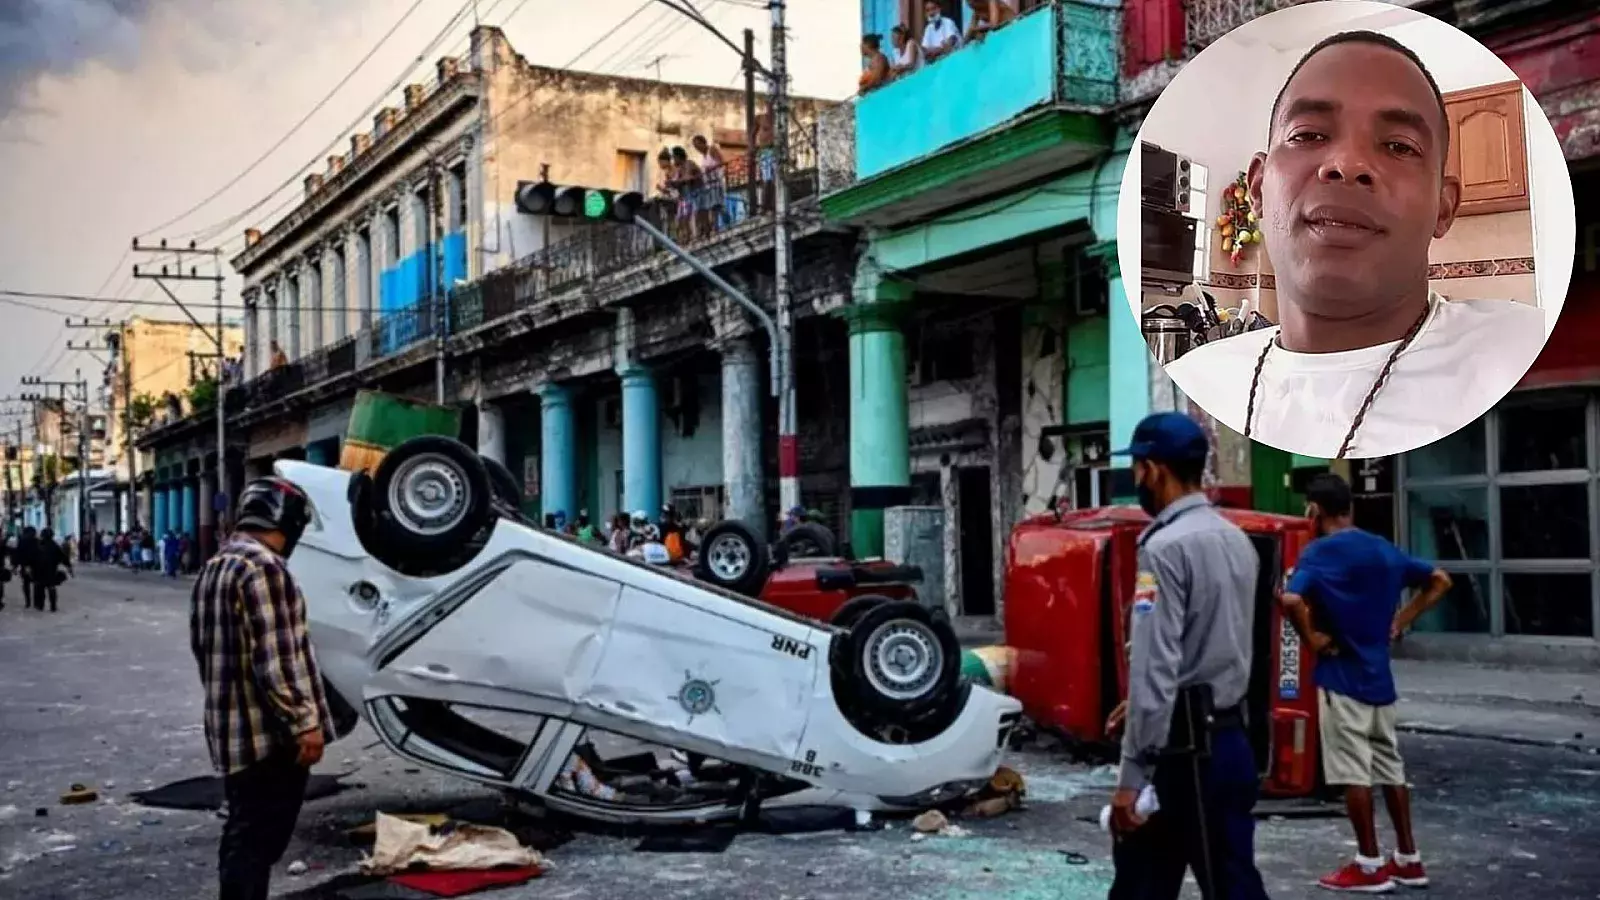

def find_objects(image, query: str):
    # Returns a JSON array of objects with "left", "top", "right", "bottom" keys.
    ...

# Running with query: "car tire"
[
  {"left": 830, "top": 593, "right": 890, "bottom": 631},
  {"left": 775, "top": 522, "right": 836, "bottom": 560},
  {"left": 839, "top": 600, "right": 961, "bottom": 722},
  {"left": 370, "top": 435, "right": 492, "bottom": 571},
  {"left": 692, "top": 520, "right": 770, "bottom": 597},
  {"left": 482, "top": 456, "right": 522, "bottom": 511}
]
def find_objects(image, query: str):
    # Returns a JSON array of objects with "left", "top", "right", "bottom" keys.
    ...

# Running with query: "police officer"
[{"left": 1106, "top": 412, "right": 1270, "bottom": 900}]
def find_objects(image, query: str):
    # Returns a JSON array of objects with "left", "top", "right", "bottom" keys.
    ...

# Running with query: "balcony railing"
[
  {"left": 205, "top": 121, "right": 822, "bottom": 428},
  {"left": 851, "top": 0, "right": 1120, "bottom": 181}
]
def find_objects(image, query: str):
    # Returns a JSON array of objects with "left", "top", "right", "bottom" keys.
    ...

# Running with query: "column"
[
  {"left": 477, "top": 400, "right": 506, "bottom": 467},
  {"left": 617, "top": 365, "right": 662, "bottom": 520},
  {"left": 538, "top": 383, "right": 577, "bottom": 522},
  {"left": 842, "top": 275, "right": 914, "bottom": 559},
  {"left": 720, "top": 337, "right": 765, "bottom": 527},
  {"left": 181, "top": 478, "right": 198, "bottom": 539},
  {"left": 152, "top": 484, "right": 168, "bottom": 537}
]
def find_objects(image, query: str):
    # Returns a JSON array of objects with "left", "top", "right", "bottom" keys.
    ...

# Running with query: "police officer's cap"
[{"left": 1112, "top": 412, "right": 1209, "bottom": 464}]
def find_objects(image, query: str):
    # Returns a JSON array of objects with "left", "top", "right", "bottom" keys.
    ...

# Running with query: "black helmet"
[{"left": 235, "top": 477, "right": 313, "bottom": 553}]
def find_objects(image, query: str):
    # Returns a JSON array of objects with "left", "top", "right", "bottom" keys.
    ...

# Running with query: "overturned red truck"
[{"left": 1004, "top": 505, "right": 1322, "bottom": 800}]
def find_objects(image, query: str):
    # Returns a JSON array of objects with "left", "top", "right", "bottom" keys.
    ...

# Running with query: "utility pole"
[
  {"left": 769, "top": 0, "right": 799, "bottom": 514},
  {"left": 644, "top": 0, "right": 797, "bottom": 512},
  {"left": 131, "top": 238, "right": 231, "bottom": 547},
  {"left": 19, "top": 377, "right": 83, "bottom": 532},
  {"left": 74, "top": 369, "right": 90, "bottom": 540},
  {"left": 68, "top": 317, "right": 133, "bottom": 531},
  {"left": 743, "top": 29, "right": 759, "bottom": 215}
]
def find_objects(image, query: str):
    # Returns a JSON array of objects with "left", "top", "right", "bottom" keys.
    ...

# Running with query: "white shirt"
[
  {"left": 921, "top": 15, "right": 962, "bottom": 55},
  {"left": 1166, "top": 295, "right": 1549, "bottom": 458},
  {"left": 894, "top": 40, "right": 925, "bottom": 73}
]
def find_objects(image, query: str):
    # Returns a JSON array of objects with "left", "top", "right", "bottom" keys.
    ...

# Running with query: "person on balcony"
[
  {"left": 691, "top": 134, "right": 727, "bottom": 234},
  {"left": 268, "top": 341, "right": 289, "bottom": 370},
  {"left": 669, "top": 145, "right": 705, "bottom": 242},
  {"left": 920, "top": 0, "right": 963, "bottom": 62},
  {"left": 963, "top": 0, "right": 1016, "bottom": 42},
  {"left": 889, "top": 24, "right": 924, "bottom": 78},
  {"left": 858, "top": 34, "right": 891, "bottom": 93}
]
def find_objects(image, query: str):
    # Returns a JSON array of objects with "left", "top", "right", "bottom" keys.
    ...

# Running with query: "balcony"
[
  {"left": 821, "top": 0, "right": 1120, "bottom": 228},
  {"left": 138, "top": 123, "right": 826, "bottom": 447}
]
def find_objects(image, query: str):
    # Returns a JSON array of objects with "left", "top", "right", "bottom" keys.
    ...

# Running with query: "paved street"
[{"left": 3, "top": 566, "right": 1600, "bottom": 900}]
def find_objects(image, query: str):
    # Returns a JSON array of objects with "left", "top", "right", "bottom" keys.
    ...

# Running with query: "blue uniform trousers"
[{"left": 1108, "top": 725, "right": 1271, "bottom": 900}]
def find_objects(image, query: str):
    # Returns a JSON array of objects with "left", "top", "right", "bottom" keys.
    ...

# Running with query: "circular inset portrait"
[{"left": 1117, "top": 0, "right": 1575, "bottom": 460}]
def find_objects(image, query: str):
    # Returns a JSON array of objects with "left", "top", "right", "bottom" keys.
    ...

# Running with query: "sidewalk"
[{"left": 1393, "top": 658, "right": 1600, "bottom": 752}]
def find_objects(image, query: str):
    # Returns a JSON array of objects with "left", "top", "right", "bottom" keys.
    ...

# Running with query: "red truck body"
[{"left": 1004, "top": 505, "right": 1322, "bottom": 799}]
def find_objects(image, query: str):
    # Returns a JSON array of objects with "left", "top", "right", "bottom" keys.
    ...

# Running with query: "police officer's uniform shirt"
[
  {"left": 1166, "top": 295, "right": 1548, "bottom": 458},
  {"left": 1119, "top": 493, "right": 1260, "bottom": 791}
]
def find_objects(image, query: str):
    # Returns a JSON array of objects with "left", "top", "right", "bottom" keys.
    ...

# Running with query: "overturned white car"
[{"left": 276, "top": 435, "right": 1022, "bottom": 825}]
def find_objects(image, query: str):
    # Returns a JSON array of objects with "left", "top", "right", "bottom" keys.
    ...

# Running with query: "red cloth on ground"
[{"left": 388, "top": 866, "right": 542, "bottom": 897}]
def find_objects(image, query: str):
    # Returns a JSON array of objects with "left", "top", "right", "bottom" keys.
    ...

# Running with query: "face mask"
[{"left": 1134, "top": 464, "right": 1161, "bottom": 517}]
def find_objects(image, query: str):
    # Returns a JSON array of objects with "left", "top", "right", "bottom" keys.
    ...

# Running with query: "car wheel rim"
[
  {"left": 388, "top": 452, "right": 470, "bottom": 537},
  {"left": 863, "top": 619, "right": 942, "bottom": 703},
  {"left": 706, "top": 533, "right": 751, "bottom": 581}
]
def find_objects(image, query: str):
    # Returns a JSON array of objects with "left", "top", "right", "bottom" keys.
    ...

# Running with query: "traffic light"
[{"left": 513, "top": 180, "right": 646, "bottom": 224}]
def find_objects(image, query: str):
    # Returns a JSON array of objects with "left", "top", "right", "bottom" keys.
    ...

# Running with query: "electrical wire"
[
  {"left": 136, "top": 0, "right": 435, "bottom": 239},
  {"left": 175, "top": 0, "right": 484, "bottom": 245}
]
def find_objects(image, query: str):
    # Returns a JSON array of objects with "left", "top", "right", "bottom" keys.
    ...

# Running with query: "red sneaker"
[
  {"left": 1319, "top": 862, "right": 1396, "bottom": 893},
  {"left": 1384, "top": 857, "right": 1429, "bottom": 888}
]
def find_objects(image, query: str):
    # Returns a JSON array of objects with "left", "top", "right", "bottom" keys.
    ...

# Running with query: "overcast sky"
[{"left": 0, "top": 0, "right": 857, "bottom": 403}]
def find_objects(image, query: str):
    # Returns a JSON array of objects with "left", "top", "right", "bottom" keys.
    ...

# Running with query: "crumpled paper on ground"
[{"left": 361, "top": 812, "right": 545, "bottom": 876}]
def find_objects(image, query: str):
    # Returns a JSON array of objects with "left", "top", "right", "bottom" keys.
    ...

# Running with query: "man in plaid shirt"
[{"left": 191, "top": 476, "right": 332, "bottom": 900}]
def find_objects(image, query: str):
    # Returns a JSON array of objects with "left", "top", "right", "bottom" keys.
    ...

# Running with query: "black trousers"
[
  {"left": 30, "top": 579, "right": 56, "bottom": 611},
  {"left": 219, "top": 751, "right": 309, "bottom": 900},
  {"left": 1109, "top": 726, "right": 1272, "bottom": 900}
]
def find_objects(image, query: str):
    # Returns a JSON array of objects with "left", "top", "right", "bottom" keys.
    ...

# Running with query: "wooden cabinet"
[{"left": 1444, "top": 80, "right": 1530, "bottom": 217}]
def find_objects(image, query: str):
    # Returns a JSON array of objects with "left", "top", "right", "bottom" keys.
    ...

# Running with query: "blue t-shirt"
[{"left": 1286, "top": 529, "right": 1435, "bottom": 707}]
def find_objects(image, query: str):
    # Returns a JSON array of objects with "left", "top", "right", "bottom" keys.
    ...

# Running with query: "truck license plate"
[{"left": 1278, "top": 614, "right": 1301, "bottom": 701}]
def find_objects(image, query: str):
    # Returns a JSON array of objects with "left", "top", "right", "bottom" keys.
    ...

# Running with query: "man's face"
[
  {"left": 1248, "top": 42, "right": 1460, "bottom": 318},
  {"left": 924, "top": 2, "right": 941, "bottom": 21}
]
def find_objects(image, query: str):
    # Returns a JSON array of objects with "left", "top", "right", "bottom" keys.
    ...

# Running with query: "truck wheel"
[
  {"left": 839, "top": 600, "right": 960, "bottom": 721},
  {"left": 482, "top": 456, "right": 522, "bottom": 511},
  {"left": 370, "top": 436, "right": 492, "bottom": 572},
  {"left": 830, "top": 594, "right": 889, "bottom": 631},
  {"left": 693, "top": 520, "right": 770, "bottom": 597},
  {"left": 776, "top": 522, "right": 836, "bottom": 560}
]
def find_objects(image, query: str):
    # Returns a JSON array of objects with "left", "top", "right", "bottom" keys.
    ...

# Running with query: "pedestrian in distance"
[
  {"left": 1104, "top": 411, "right": 1271, "bottom": 900},
  {"left": 1280, "top": 472, "right": 1451, "bottom": 893},
  {"left": 13, "top": 526, "right": 38, "bottom": 608},
  {"left": 191, "top": 476, "right": 332, "bottom": 900},
  {"left": 30, "top": 527, "right": 73, "bottom": 613}
]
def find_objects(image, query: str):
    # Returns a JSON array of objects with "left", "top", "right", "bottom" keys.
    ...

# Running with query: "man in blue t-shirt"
[{"left": 1282, "top": 473, "right": 1452, "bottom": 894}]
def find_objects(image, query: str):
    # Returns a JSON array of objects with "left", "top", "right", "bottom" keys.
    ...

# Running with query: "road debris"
[
  {"left": 60, "top": 784, "right": 97, "bottom": 805},
  {"left": 361, "top": 812, "right": 545, "bottom": 876}
]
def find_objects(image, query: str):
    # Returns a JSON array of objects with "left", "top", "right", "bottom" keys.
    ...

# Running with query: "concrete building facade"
[{"left": 138, "top": 25, "right": 850, "bottom": 558}]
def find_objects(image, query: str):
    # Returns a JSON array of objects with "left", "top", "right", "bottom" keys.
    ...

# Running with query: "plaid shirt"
[{"left": 190, "top": 533, "right": 332, "bottom": 774}]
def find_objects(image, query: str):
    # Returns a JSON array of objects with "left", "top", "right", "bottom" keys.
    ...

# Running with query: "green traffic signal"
[{"left": 583, "top": 190, "right": 608, "bottom": 219}]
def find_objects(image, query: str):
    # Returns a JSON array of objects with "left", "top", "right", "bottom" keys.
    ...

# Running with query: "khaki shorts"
[{"left": 1319, "top": 689, "right": 1406, "bottom": 787}]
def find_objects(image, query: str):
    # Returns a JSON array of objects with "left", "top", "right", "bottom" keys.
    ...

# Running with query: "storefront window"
[
  {"left": 1406, "top": 419, "right": 1486, "bottom": 480},
  {"left": 1503, "top": 572, "right": 1594, "bottom": 637},
  {"left": 1500, "top": 483, "right": 1591, "bottom": 560},
  {"left": 1405, "top": 487, "right": 1489, "bottom": 561},
  {"left": 1500, "top": 395, "right": 1588, "bottom": 472},
  {"left": 1412, "top": 569, "right": 1491, "bottom": 634}
]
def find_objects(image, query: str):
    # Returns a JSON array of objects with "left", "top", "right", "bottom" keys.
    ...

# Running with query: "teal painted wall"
[
  {"left": 855, "top": 9, "right": 1056, "bottom": 179},
  {"left": 378, "top": 231, "right": 467, "bottom": 353},
  {"left": 1066, "top": 314, "right": 1109, "bottom": 425}
]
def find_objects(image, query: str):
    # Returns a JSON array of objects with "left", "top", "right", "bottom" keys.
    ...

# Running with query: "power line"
[
  {"left": 137, "top": 0, "right": 435, "bottom": 239},
  {"left": 177, "top": 0, "right": 484, "bottom": 246}
]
